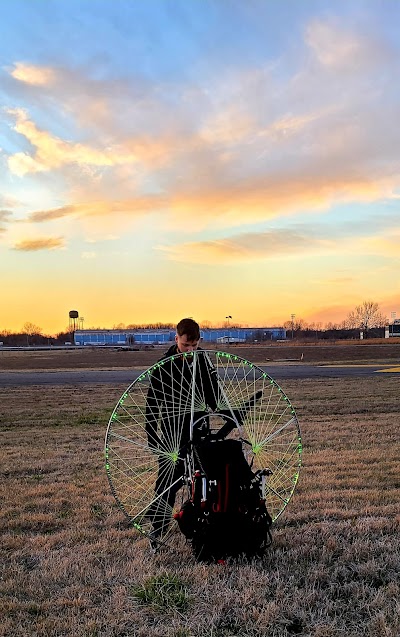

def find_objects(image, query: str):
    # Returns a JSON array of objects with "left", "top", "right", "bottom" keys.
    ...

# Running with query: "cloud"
[
  {"left": 166, "top": 167, "right": 398, "bottom": 236},
  {"left": 13, "top": 236, "right": 65, "bottom": 251},
  {"left": 81, "top": 251, "right": 96, "bottom": 259},
  {"left": 6, "top": 109, "right": 140, "bottom": 177},
  {"left": 3, "top": 16, "right": 400, "bottom": 232},
  {"left": 4, "top": 62, "right": 173, "bottom": 156},
  {"left": 0, "top": 210, "right": 12, "bottom": 221},
  {"left": 158, "top": 220, "right": 400, "bottom": 265},
  {"left": 26, "top": 196, "right": 167, "bottom": 222},
  {"left": 359, "top": 232, "right": 400, "bottom": 259},
  {"left": 199, "top": 107, "right": 254, "bottom": 145},
  {"left": 0, "top": 193, "right": 19, "bottom": 209},
  {"left": 22, "top": 170, "right": 399, "bottom": 234},
  {"left": 158, "top": 228, "right": 335, "bottom": 264},
  {"left": 305, "top": 18, "right": 389, "bottom": 71},
  {"left": 10, "top": 62, "right": 56, "bottom": 86},
  {"left": 0, "top": 209, "right": 13, "bottom": 234}
]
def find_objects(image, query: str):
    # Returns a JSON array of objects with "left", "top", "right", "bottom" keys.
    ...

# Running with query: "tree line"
[
  {"left": 0, "top": 301, "right": 393, "bottom": 346},
  {"left": 281, "top": 301, "right": 389, "bottom": 340}
]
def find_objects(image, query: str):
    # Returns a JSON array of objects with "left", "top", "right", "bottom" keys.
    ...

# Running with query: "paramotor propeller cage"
[{"left": 105, "top": 350, "right": 302, "bottom": 547}]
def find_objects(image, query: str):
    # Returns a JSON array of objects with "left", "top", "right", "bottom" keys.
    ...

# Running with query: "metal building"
[{"left": 74, "top": 326, "right": 286, "bottom": 346}]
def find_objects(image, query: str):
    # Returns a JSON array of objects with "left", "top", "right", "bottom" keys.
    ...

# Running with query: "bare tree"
[
  {"left": 22, "top": 322, "right": 42, "bottom": 336},
  {"left": 345, "top": 301, "right": 387, "bottom": 334},
  {"left": 283, "top": 318, "right": 307, "bottom": 331},
  {"left": 22, "top": 322, "right": 43, "bottom": 346}
]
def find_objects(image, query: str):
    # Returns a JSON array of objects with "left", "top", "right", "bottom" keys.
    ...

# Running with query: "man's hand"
[{"left": 215, "top": 390, "right": 263, "bottom": 440}]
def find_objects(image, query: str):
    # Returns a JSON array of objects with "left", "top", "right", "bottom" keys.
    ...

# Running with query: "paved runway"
[{"left": 0, "top": 363, "right": 399, "bottom": 386}]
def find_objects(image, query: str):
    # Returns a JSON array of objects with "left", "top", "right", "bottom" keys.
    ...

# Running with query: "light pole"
[
  {"left": 290, "top": 314, "right": 295, "bottom": 340},
  {"left": 391, "top": 312, "right": 396, "bottom": 337},
  {"left": 225, "top": 316, "right": 232, "bottom": 343}
]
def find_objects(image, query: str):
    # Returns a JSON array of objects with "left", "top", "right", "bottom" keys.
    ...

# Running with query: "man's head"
[{"left": 175, "top": 318, "right": 200, "bottom": 352}]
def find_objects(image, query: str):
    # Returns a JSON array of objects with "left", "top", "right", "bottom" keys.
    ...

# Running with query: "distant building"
[
  {"left": 74, "top": 326, "right": 286, "bottom": 346},
  {"left": 386, "top": 319, "right": 400, "bottom": 337}
]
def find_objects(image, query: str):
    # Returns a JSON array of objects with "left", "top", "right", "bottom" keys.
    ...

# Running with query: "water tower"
[{"left": 69, "top": 310, "right": 79, "bottom": 333}]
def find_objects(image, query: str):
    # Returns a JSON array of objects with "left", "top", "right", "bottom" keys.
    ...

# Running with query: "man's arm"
[
  {"left": 215, "top": 389, "right": 263, "bottom": 440},
  {"left": 198, "top": 352, "right": 220, "bottom": 412},
  {"left": 145, "top": 372, "right": 161, "bottom": 449},
  {"left": 197, "top": 352, "right": 263, "bottom": 438}
]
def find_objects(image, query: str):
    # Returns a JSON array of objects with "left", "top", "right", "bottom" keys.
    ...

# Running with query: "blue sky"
[{"left": 1, "top": 0, "right": 399, "bottom": 333}]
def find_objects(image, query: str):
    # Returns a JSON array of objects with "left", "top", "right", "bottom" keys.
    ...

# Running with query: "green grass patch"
[
  {"left": 90, "top": 503, "right": 106, "bottom": 519},
  {"left": 131, "top": 573, "right": 190, "bottom": 612}
]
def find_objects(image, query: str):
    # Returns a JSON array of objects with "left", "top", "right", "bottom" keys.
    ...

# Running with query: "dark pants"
[
  {"left": 147, "top": 414, "right": 210, "bottom": 536},
  {"left": 148, "top": 456, "right": 185, "bottom": 536}
]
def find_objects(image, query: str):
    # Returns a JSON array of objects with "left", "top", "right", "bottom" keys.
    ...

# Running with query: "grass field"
[
  {"left": 1, "top": 351, "right": 399, "bottom": 636},
  {"left": 1, "top": 339, "right": 400, "bottom": 371}
]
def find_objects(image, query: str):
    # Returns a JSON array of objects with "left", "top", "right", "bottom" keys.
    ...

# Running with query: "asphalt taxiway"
[{"left": 0, "top": 363, "right": 399, "bottom": 387}]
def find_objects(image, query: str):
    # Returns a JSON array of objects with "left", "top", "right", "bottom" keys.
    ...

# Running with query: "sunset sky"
[{"left": 1, "top": 0, "right": 399, "bottom": 335}]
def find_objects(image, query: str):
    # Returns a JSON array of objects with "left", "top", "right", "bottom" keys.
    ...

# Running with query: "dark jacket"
[{"left": 145, "top": 345, "right": 219, "bottom": 450}]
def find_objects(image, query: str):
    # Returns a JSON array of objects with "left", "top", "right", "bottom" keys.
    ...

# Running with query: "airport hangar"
[{"left": 74, "top": 327, "right": 286, "bottom": 346}]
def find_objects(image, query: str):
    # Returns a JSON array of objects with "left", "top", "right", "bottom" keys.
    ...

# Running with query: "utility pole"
[
  {"left": 291, "top": 314, "right": 295, "bottom": 340},
  {"left": 225, "top": 316, "right": 232, "bottom": 343}
]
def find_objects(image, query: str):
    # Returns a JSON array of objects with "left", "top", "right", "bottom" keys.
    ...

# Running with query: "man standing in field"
[{"left": 145, "top": 318, "right": 219, "bottom": 546}]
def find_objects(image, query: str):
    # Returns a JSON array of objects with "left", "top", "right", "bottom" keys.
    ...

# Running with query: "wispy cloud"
[
  {"left": 305, "top": 18, "right": 390, "bottom": 71},
  {"left": 158, "top": 221, "right": 400, "bottom": 265},
  {"left": 10, "top": 62, "right": 56, "bottom": 86},
  {"left": 26, "top": 196, "right": 167, "bottom": 222},
  {"left": 0, "top": 209, "right": 12, "bottom": 233},
  {"left": 0, "top": 193, "right": 19, "bottom": 209},
  {"left": 6, "top": 108, "right": 140, "bottom": 177},
  {"left": 158, "top": 228, "right": 336, "bottom": 264},
  {"left": 23, "top": 172, "right": 398, "bottom": 232},
  {"left": 359, "top": 232, "right": 400, "bottom": 258},
  {"left": 13, "top": 236, "right": 65, "bottom": 251}
]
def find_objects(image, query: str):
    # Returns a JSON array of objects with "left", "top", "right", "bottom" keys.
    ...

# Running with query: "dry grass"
[
  {"left": 1, "top": 340, "right": 400, "bottom": 371},
  {"left": 1, "top": 371, "right": 399, "bottom": 636}
]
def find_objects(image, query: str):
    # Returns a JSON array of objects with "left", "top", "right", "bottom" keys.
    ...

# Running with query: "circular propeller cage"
[{"left": 105, "top": 350, "right": 302, "bottom": 545}]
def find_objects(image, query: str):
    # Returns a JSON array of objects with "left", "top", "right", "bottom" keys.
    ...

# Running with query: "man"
[
  {"left": 145, "top": 317, "right": 219, "bottom": 447},
  {"left": 145, "top": 318, "right": 219, "bottom": 545}
]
